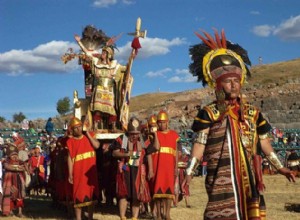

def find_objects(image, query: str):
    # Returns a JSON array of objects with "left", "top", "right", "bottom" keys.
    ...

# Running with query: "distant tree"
[
  {"left": 0, "top": 116, "right": 5, "bottom": 123},
  {"left": 13, "top": 112, "right": 26, "bottom": 123},
  {"left": 56, "top": 97, "right": 71, "bottom": 115}
]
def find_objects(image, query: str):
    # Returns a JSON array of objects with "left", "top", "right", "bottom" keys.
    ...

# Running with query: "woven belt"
[
  {"left": 159, "top": 147, "right": 176, "bottom": 156},
  {"left": 73, "top": 151, "right": 95, "bottom": 162}
]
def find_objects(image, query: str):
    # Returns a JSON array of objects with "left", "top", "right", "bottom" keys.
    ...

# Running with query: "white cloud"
[
  {"left": 93, "top": 0, "right": 117, "bottom": 8},
  {"left": 115, "top": 37, "right": 187, "bottom": 62},
  {"left": 0, "top": 41, "right": 79, "bottom": 76},
  {"left": 145, "top": 68, "right": 171, "bottom": 78},
  {"left": 273, "top": 15, "right": 300, "bottom": 41},
  {"left": 168, "top": 76, "right": 181, "bottom": 82},
  {"left": 175, "top": 69, "right": 189, "bottom": 75},
  {"left": 168, "top": 68, "right": 197, "bottom": 83},
  {"left": 145, "top": 67, "right": 196, "bottom": 83},
  {"left": 0, "top": 36, "right": 186, "bottom": 76},
  {"left": 92, "top": 0, "right": 135, "bottom": 8},
  {"left": 252, "top": 25, "right": 275, "bottom": 37},
  {"left": 252, "top": 15, "right": 300, "bottom": 41},
  {"left": 250, "top": 11, "right": 260, "bottom": 15},
  {"left": 122, "top": 0, "right": 135, "bottom": 5}
]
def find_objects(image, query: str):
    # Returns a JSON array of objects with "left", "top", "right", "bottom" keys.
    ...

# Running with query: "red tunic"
[
  {"left": 29, "top": 154, "right": 45, "bottom": 181},
  {"left": 67, "top": 134, "right": 99, "bottom": 207},
  {"left": 153, "top": 130, "right": 179, "bottom": 199}
]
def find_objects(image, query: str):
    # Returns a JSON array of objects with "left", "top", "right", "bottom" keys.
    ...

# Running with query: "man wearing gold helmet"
[
  {"left": 150, "top": 110, "right": 180, "bottom": 220},
  {"left": 183, "top": 29, "right": 295, "bottom": 220},
  {"left": 66, "top": 117, "right": 100, "bottom": 220}
]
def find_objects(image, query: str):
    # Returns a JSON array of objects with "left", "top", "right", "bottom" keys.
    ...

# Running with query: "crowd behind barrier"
[
  {"left": 0, "top": 128, "right": 65, "bottom": 150},
  {"left": 0, "top": 126, "right": 299, "bottom": 218}
]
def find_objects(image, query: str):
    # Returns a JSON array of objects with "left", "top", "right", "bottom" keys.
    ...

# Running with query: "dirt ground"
[{"left": 2, "top": 175, "right": 300, "bottom": 220}]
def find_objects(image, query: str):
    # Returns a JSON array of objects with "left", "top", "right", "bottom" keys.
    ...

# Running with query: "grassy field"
[{"left": 4, "top": 174, "right": 300, "bottom": 219}]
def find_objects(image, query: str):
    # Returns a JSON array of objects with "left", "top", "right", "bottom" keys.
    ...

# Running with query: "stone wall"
[{"left": 254, "top": 95, "right": 300, "bottom": 129}]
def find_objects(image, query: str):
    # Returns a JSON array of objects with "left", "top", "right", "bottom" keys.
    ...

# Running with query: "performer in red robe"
[
  {"left": 28, "top": 145, "right": 45, "bottom": 194},
  {"left": 67, "top": 117, "right": 100, "bottom": 220},
  {"left": 2, "top": 144, "right": 26, "bottom": 217},
  {"left": 151, "top": 110, "right": 179, "bottom": 220}
]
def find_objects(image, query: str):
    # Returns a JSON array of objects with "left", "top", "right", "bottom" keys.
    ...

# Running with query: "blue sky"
[{"left": 0, "top": 0, "right": 300, "bottom": 121}]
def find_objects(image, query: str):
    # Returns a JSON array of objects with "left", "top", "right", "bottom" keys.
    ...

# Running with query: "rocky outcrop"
[{"left": 131, "top": 79, "right": 300, "bottom": 130}]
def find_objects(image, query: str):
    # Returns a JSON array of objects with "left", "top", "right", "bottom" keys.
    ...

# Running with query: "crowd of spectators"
[
  {"left": 270, "top": 128, "right": 300, "bottom": 148},
  {"left": 0, "top": 120, "right": 65, "bottom": 217}
]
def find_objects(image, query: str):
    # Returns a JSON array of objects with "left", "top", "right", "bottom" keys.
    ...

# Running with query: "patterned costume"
[
  {"left": 67, "top": 132, "right": 99, "bottom": 208},
  {"left": 192, "top": 102, "right": 271, "bottom": 219},
  {"left": 113, "top": 134, "right": 150, "bottom": 202},
  {"left": 178, "top": 153, "right": 189, "bottom": 198},
  {"left": 152, "top": 130, "right": 179, "bottom": 200},
  {"left": 2, "top": 145, "right": 26, "bottom": 216},
  {"left": 184, "top": 29, "right": 294, "bottom": 219},
  {"left": 74, "top": 28, "right": 129, "bottom": 130},
  {"left": 90, "top": 59, "right": 125, "bottom": 117}
]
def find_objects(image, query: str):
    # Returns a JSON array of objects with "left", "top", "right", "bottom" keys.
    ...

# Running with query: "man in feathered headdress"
[
  {"left": 74, "top": 27, "right": 126, "bottom": 133},
  {"left": 182, "top": 29, "right": 295, "bottom": 220}
]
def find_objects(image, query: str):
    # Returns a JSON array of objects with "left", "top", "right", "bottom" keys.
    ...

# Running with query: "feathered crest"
[
  {"left": 189, "top": 29, "right": 251, "bottom": 87},
  {"left": 106, "top": 33, "right": 123, "bottom": 47},
  {"left": 80, "top": 25, "right": 110, "bottom": 50}
]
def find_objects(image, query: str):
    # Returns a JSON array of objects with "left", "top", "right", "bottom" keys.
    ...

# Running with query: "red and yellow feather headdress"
[{"left": 189, "top": 29, "right": 251, "bottom": 88}]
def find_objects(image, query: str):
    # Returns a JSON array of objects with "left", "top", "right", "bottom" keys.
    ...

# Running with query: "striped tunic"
[{"left": 192, "top": 101, "right": 271, "bottom": 220}]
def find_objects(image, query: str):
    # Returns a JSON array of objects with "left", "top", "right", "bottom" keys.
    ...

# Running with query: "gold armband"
[
  {"left": 259, "top": 133, "right": 269, "bottom": 140},
  {"left": 186, "top": 157, "right": 200, "bottom": 176},
  {"left": 194, "top": 131, "right": 208, "bottom": 145},
  {"left": 266, "top": 152, "right": 283, "bottom": 170}
]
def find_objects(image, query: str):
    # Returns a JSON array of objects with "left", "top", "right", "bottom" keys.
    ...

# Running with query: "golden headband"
[{"left": 203, "top": 48, "right": 247, "bottom": 88}]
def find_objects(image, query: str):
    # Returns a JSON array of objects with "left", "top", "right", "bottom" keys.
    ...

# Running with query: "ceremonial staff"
[{"left": 119, "top": 17, "right": 147, "bottom": 130}]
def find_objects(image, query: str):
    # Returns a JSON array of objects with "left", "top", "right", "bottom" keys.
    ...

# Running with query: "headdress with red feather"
[{"left": 189, "top": 29, "right": 251, "bottom": 88}]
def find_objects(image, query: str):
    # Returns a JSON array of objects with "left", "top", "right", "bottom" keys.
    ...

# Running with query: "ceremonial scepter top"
[{"left": 128, "top": 17, "right": 147, "bottom": 38}]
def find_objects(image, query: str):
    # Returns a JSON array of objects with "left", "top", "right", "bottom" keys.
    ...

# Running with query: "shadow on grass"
[
  {"left": 285, "top": 203, "right": 300, "bottom": 213},
  {"left": 20, "top": 196, "right": 121, "bottom": 219},
  {"left": 15, "top": 195, "right": 152, "bottom": 219},
  {"left": 23, "top": 196, "right": 68, "bottom": 219}
]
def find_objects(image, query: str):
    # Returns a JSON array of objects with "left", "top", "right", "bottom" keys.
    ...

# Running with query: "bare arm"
[
  {"left": 175, "top": 143, "right": 179, "bottom": 176},
  {"left": 67, "top": 152, "right": 73, "bottom": 184},
  {"left": 152, "top": 132, "right": 160, "bottom": 151},
  {"left": 261, "top": 137, "right": 296, "bottom": 182},
  {"left": 112, "top": 149, "right": 130, "bottom": 158},
  {"left": 86, "top": 132, "right": 100, "bottom": 150},
  {"left": 4, "top": 162, "right": 25, "bottom": 172},
  {"left": 182, "top": 128, "right": 209, "bottom": 192},
  {"left": 147, "top": 153, "right": 154, "bottom": 180},
  {"left": 74, "top": 34, "right": 89, "bottom": 54},
  {"left": 189, "top": 127, "right": 210, "bottom": 163}
]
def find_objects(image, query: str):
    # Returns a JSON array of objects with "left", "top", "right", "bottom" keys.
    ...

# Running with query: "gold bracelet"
[
  {"left": 266, "top": 152, "right": 283, "bottom": 170},
  {"left": 194, "top": 131, "right": 208, "bottom": 145},
  {"left": 259, "top": 133, "right": 269, "bottom": 140},
  {"left": 186, "top": 157, "right": 200, "bottom": 176}
]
